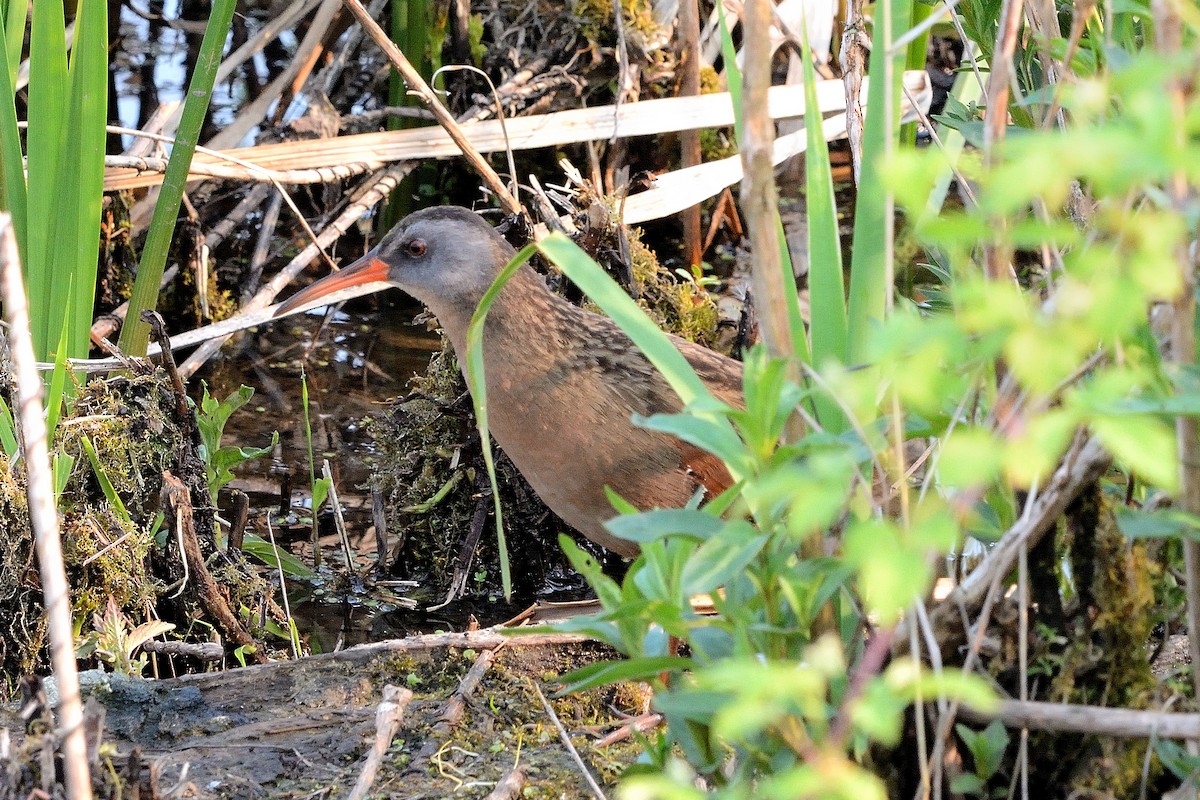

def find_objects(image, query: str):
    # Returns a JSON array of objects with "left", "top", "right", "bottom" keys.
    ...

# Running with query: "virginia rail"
[{"left": 275, "top": 206, "right": 744, "bottom": 557}]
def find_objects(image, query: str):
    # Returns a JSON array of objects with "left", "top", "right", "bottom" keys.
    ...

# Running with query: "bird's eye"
[{"left": 405, "top": 238, "right": 427, "bottom": 257}]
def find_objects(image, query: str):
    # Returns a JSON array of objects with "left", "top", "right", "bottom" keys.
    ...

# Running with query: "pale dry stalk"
[{"left": 0, "top": 215, "right": 93, "bottom": 800}]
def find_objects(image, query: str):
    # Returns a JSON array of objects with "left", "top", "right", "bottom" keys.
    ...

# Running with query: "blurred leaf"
[
  {"left": 1115, "top": 507, "right": 1200, "bottom": 541},
  {"left": 556, "top": 657, "right": 691, "bottom": 694}
]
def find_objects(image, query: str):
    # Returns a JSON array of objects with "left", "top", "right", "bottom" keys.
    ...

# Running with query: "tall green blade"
[
  {"left": 846, "top": 0, "right": 913, "bottom": 363},
  {"left": 61, "top": 0, "right": 108, "bottom": 359},
  {"left": 799, "top": 24, "right": 847, "bottom": 367},
  {"left": 715, "top": 0, "right": 742, "bottom": 144},
  {"left": 0, "top": 20, "right": 27, "bottom": 264},
  {"left": 118, "top": 0, "right": 238, "bottom": 357},
  {"left": 25, "top": 0, "right": 69, "bottom": 358},
  {"left": 1, "top": 0, "right": 25, "bottom": 87},
  {"left": 798, "top": 18, "right": 848, "bottom": 432}
]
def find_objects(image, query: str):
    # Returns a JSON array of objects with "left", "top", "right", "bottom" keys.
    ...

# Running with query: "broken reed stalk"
[
  {"left": 738, "top": 0, "right": 793, "bottom": 368},
  {"left": 531, "top": 680, "right": 608, "bottom": 800},
  {"left": 483, "top": 768, "right": 527, "bottom": 800},
  {"left": 339, "top": 0, "right": 523, "bottom": 216},
  {"left": 0, "top": 214, "right": 93, "bottom": 800},
  {"left": 347, "top": 684, "right": 414, "bottom": 800}
]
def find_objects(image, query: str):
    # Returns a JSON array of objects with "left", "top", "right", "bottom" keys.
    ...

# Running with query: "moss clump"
[
  {"left": 572, "top": 0, "right": 664, "bottom": 48},
  {"left": 0, "top": 452, "right": 40, "bottom": 681},
  {"left": 367, "top": 342, "right": 601, "bottom": 602},
  {"left": 1023, "top": 487, "right": 1164, "bottom": 795}
]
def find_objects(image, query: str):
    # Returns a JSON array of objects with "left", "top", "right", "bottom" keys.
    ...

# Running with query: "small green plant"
[
  {"left": 952, "top": 721, "right": 1010, "bottom": 798},
  {"left": 77, "top": 596, "right": 175, "bottom": 677},
  {"left": 300, "top": 369, "right": 332, "bottom": 565},
  {"left": 195, "top": 384, "right": 277, "bottom": 506}
]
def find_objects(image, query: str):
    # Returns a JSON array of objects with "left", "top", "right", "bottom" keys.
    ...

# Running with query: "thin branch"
[
  {"left": 0, "top": 216, "right": 93, "bottom": 800},
  {"left": 340, "top": 0, "right": 522, "bottom": 216}
]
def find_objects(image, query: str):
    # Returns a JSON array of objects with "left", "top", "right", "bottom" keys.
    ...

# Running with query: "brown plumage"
[{"left": 275, "top": 206, "right": 744, "bottom": 557}]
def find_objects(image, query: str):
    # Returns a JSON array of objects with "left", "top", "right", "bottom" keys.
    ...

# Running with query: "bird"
[{"left": 275, "top": 206, "right": 744, "bottom": 557}]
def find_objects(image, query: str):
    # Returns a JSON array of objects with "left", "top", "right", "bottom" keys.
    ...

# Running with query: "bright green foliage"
[
  {"left": 117, "top": 0, "right": 238, "bottom": 357},
  {"left": 195, "top": 384, "right": 278, "bottom": 505},
  {"left": 887, "top": 49, "right": 1197, "bottom": 502},
  {"left": 0, "top": 0, "right": 107, "bottom": 361},
  {"left": 952, "top": 721, "right": 1011, "bottom": 797}
]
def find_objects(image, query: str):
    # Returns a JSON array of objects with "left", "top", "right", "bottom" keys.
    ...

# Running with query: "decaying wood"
[
  {"left": 140, "top": 640, "right": 225, "bottom": 661},
  {"left": 961, "top": 699, "right": 1200, "bottom": 740},
  {"left": 484, "top": 767, "right": 527, "bottom": 800},
  {"left": 160, "top": 472, "right": 267, "bottom": 664},
  {"left": 347, "top": 685, "right": 414, "bottom": 800}
]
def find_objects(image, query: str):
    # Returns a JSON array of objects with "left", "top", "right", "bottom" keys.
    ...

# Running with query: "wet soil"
[{"left": 4, "top": 631, "right": 646, "bottom": 798}]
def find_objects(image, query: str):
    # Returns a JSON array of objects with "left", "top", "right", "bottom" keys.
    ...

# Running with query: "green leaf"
[
  {"left": 52, "top": 452, "right": 74, "bottom": 506},
  {"left": 843, "top": 519, "right": 931, "bottom": 625},
  {"left": 1090, "top": 414, "right": 1177, "bottom": 490},
  {"left": 118, "top": 0, "right": 240, "bottom": 356},
  {"left": 311, "top": 477, "right": 332, "bottom": 512},
  {"left": 241, "top": 533, "right": 317, "bottom": 578},
  {"left": 0, "top": 396, "right": 16, "bottom": 458},
  {"left": 681, "top": 523, "right": 767, "bottom": 596},
  {"left": 604, "top": 509, "right": 727, "bottom": 544},
  {"left": 24, "top": 0, "right": 69, "bottom": 358},
  {"left": 1115, "top": 507, "right": 1200, "bottom": 541},
  {"left": 715, "top": 0, "right": 742, "bottom": 144},
  {"left": 798, "top": 17, "right": 847, "bottom": 372},
  {"left": 556, "top": 657, "right": 691, "bottom": 694},
  {"left": 845, "top": 0, "right": 913, "bottom": 362},
  {"left": 1154, "top": 737, "right": 1200, "bottom": 784},
  {"left": 955, "top": 720, "right": 1010, "bottom": 780},
  {"left": 81, "top": 436, "right": 130, "bottom": 525},
  {"left": 60, "top": 0, "right": 108, "bottom": 360},
  {"left": 0, "top": 8, "right": 26, "bottom": 262}
]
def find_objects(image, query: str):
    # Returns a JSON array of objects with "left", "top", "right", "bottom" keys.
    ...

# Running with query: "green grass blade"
[
  {"left": 846, "top": 0, "right": 913, "bottom": 363},
  {"left": 60, "top": 0, "right": 108, "bottom": 359},
  {"left": 0, "top": 23, "right": 26, "bottom": 268},
  {"left": 45, "top": 315, "right": 72, "bottom": 442},
  {"left": 118, "top": 0, "right": 238, "bottom": 357},
  {"left": 0, "top": 396, "right": 17, "bottom": 458},
  {"left": 773, "top": 215, "right": 811, "bottom": 365},
  {"left": 799, "top": 26, "right": 847, "bottom": 367},
  {"left": 463, "top": 247, "right": 541, "bottom": 602},
  {"left": 798, "top": 20, "right": 848, "bottom": 432},
  {"left": 541, "top": 235, "right": 723, "bottom": 409},
  {"left": 1, "top": 0, "right": 25, "bottom": 87},
  {"left": 52, "top": 451, "right": 74, "bottom": 506},
  {"left": 715, "top": 0, "right": 742, "bottom": 144},
  {"left": 82, "top": 435, "right": 131, "bottom": 524},
  {"left": 24, "top": 0, "right": 68, "bottom": 358}
]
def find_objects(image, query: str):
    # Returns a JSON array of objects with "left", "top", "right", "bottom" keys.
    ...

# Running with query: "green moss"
[
  {"left": 573, "top": 0, "right": 661, "bottom": 46},
  {"left": 1032, "top": 489, "right": 1163, "bottom": 795}
]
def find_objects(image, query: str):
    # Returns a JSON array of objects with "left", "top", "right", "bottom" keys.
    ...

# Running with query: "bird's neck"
[{"left": 426, "top": 265, "right": 565, "bottom": 361}]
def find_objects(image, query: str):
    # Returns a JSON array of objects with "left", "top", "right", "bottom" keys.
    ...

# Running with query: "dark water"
[{"left": 198, "top": 295, "right": 447, "bottom": 651}]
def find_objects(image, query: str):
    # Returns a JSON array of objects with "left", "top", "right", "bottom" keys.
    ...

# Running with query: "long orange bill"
[{"left": 273, "top": 254, "right": 393, "bottom": 318}]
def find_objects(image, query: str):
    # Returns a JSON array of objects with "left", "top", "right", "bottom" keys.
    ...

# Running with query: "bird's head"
[{"left": 274, "top": 206, "right": 518, "bottom": 321}]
